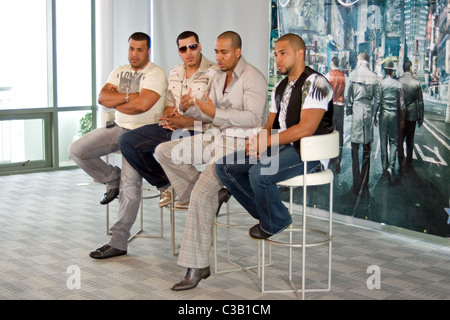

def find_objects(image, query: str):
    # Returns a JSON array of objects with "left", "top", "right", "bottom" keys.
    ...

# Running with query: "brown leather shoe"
[
  {"left": 249, "top": 224, "right": 273, "bottom": 240},
  {"left": 100, "top": 188, "right": 119, "bottom": 205},
  {"left": 158, "top": 189, "right": 172, "bottom": 207},
  {"left": 171, "top": 267, "right": 211, "bottom": 291},
  {"left": 216, "top": 188, "right": 231, "bottom": 215}
]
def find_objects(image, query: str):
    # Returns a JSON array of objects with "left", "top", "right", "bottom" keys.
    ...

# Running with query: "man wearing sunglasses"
[
  {"left": 155, "top": 31, "right": 267, "bottom": 291},
  {"left": 119, "top": 31, "right": 218, "bottom": 208}
]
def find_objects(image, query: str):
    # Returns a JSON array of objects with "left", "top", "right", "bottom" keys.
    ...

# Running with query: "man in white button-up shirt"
[{"left": 155, "top": 31, "right": 267, "bottom": 291}]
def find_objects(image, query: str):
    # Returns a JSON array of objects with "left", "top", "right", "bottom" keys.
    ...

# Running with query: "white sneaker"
[
  {"left": 159, "top": 189, "right": 172, "bottom": 207},
  {"left": 175, "top": 201, "right": 189, "bottom": 209}
]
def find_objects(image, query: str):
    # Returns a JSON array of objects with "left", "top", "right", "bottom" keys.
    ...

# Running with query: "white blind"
[{"left": 151, "top": 0, "right": 271, "bottom": 80}]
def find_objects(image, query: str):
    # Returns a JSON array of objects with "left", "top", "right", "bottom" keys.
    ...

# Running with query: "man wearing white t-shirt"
[
  {"left": 216, "top": 33, "right": 334, "bottom": 240},
  {"left": 69, "top": 32, "right": 168, "bottom": 259}
]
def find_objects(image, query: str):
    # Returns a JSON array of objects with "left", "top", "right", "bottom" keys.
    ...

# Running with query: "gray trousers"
[
  {"left": 69, "top": 124, "right": 142, "bottom": 251},
  {"left": 379, "top": 109, "right": 399, "bottom": 173},
  {"left": 155, "top": 133, "right": 245, "bottom": 269}
]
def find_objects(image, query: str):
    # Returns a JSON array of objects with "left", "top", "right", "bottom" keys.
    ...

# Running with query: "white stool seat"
[{"left": 279, "top": 169, "right": 334, "bottom": 187}]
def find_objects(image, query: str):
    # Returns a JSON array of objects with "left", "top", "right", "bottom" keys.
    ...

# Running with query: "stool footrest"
[{"left": 265, "top": 228, "right": 332, "bottom": 248}]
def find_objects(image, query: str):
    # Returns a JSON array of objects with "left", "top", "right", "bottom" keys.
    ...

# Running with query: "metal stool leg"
[
  {"left": 105, "top": 185, "right": 164, "bottom": 241},
  {"left": 213, "top": 200, "right": 269, "bottom": 276}
]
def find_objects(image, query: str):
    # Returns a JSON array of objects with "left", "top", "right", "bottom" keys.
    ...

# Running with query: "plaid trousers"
[{"left": 155, "top": 133, "right": 246, "bottom": 268}]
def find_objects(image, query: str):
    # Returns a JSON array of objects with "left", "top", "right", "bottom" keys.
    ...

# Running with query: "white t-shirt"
[
  {"left": 106, "top": 62, "right": 168, "bottom": 130},
  {"left": 269, "top": 73, "right": 332, "bottom": 133}
]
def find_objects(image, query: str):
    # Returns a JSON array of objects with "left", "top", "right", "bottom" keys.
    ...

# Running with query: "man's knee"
[
  {"left": 155, "top": 142, "right": 170, "bottom": 162},
  {"left": 248, "top": 165, "right": 267, "bottom": 186},
  {"left": 118, "top": 131, "right": 133, "bottom": 152},
  {"left": 68, "top": 138, "right": 83, "bottom": 161}
]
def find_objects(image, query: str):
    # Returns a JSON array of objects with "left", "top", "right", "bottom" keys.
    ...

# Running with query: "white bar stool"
[
  {"left": 102, "top": 111, "right": 164, "bottom": 242},
  {"left": 104, "top": 164, "right": 164, "bottom": 241},
  {"left": 261, "top": 130, "right": 339, "bottom": 299}
]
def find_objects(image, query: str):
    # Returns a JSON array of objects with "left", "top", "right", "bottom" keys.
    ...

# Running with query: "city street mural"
[{"left": 271, "top": 0, "right": 450, "bottom": 238}]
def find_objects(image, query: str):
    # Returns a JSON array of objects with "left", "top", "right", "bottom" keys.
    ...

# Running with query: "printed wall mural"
[{"left": 271, "top": 0, "right": 450, "bottom": 238}]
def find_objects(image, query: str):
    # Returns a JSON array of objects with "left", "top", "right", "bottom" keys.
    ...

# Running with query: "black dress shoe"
[
  {"left": 100, "top": 188, "right": 119, "bottom": 205},
  {"left": 216, "top": 188, "right": 232, "bottom": 215},
  {"left": 171, "top": 267, "right": 211, "bottom": 291},
  {"left": 249, "top": 224, "right": 273, "bottom": 240},
  {"left": 89, "top": 244, "right": 127, "bottom": 259}
]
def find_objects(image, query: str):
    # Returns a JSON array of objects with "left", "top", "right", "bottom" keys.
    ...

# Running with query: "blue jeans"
[
  {"left": 215, "top": 144, "right": 322, "bottom": 235},
  {"left": 119, "top": 124, "right": 174, "bottom": 190}
]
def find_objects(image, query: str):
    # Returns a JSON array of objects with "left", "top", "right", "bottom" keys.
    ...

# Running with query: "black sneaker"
[{"left": 89, "top": 244, "right": 127, "bottom": 259}]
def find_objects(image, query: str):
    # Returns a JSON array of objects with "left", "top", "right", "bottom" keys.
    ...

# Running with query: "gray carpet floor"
[{"left": 1, "top": 168, "right": 449, "bottom": 301}]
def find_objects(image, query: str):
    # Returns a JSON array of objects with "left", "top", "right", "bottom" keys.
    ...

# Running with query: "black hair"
[
  {"left": 218, "top": 31, "right": 242, "bottom": 49},
  {"left": 331, "top": 56, "right": 339, "bottom": 68},
  {"left": 403, "top": 60, "right": 413, "bottom": 73},
  {"left": 277, "top": 33, "right": 306, "bottom": 52},
  {"left": 129, "top": 32, "right": 151, "bottom": 49},
  {"left": 176, "top": 31, "right": 200, "bottom": 46}
]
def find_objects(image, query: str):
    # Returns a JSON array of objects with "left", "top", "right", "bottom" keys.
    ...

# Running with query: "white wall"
[
  {"left": 113, "top": 0, "right": 151, "bottom": 67},
  {"left": 151, "top": 0, "right": 272, "bottom": 79},
  {"left": 96, "top": 0, "right": 114, "bottom": 95},
  {"left": 96, "top": 0, "right": 271, "bottom": 81},
  {"left": 96, "top": 0, "right": 151, "bottom": 127}
]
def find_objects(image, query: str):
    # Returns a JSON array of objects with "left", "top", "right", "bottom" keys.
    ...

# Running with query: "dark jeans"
[
  {"left": 351, "top": 142, "right": 371, "bottom": 194},
  {"left": 215, "top": 144, "right": 322, "bottom": 235},
  {"left": 333, "top": 105, "right": 344, "bottom": 163},
  {"left": 398, "top": 120, "right": 417, "bottom": 166},
  {"left": 119, "top": 124, "right": 173, "bottom": 190}
]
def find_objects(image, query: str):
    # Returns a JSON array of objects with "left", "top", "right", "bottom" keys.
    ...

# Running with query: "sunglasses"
[{"left": 178, "top": 43, "right": 199, "bottom": 53}]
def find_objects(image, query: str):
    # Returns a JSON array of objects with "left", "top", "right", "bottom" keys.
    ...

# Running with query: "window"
[
  {"left": 58, "top": 110, "right": 92, "bottom": 167},
  {"left": 0, "top": 0, "right": 96, "bottom": 174},
  {"left": 0, "top": 119, "right": 46, "bottom": 164},
  {"left": 0, "top": 1, "right": 48, "bottom": 109}
]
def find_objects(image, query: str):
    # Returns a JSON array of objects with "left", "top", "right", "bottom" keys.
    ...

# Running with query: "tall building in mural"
[
  {"left": 275, "top": 0, "right": 449, "bottom": 112},
  {"left": 436, "top": 1, "right": 449, "bottom": 82},
  {"left": 404, "top": 0, "right": 429, "bottom": 79},
  {"left": 273, "top": 0, "right": 450, "bottom": 239}
]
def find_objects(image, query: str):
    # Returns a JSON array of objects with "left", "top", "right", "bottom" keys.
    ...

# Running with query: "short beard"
[{"left": 279, "top": 67, "right": 290, "bottom": 76}]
